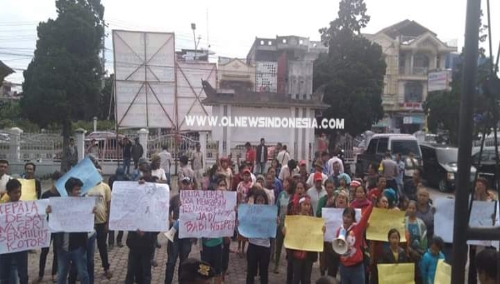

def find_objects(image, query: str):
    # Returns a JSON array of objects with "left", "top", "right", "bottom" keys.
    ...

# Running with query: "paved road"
[{"left": 27, "top": 181, "right": 451, "bottom": 284}]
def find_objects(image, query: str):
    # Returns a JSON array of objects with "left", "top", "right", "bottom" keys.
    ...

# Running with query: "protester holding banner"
[
  {"left": 124, "top": 178, "right": 158, "bottom": 284},
  {"left": 49, "top": 177, "right": 93, "bottom": 284},
  {"left": 0, "top": 179, "right": 29, "bottom": 284},
  {"left": 244, "top": 189, "right": 276, "bottom": 284},
  {"left": 350, "top": 184, "right": 372, "bottom": 215},
  {"left": 164, "top": 176, "right": 193, "bottom": 284},
  {"left": 405, "top": 200, "right": 428, "bottom": 260},
  {"left": 0, "top": 159, "right": 11, "bottom": 198},
  {"left": 38, "top": 171, "right": 62, "bottom": 282},
  {"left": 22, "top": 162, "right": 41, "bottom": 200},
  {"left": 274, "top": 177, "right": 295, "bottom": 274},
  {"left": 86, "top": 169, "right": 113, "bottom": 280},
  {"left": 368, "top": 196, "right": 392, "bottom": 284},
  {"left": 419, "top": 236, "right": 445, "bottom": 284},
  {"left": 215, "top": 178, "right": 231, "bottom": 283},
  {"left": 236, "top": 168, "right": 254, "bottom": 257},
  {"left": 379, "top": 228, "right": 409, "bottom": 264},
  {"left": 283, "top": 196, "right": 321, "bottom": 284},
  {"left": 336, "top": 192, "right": 375, "bottom": 284}
]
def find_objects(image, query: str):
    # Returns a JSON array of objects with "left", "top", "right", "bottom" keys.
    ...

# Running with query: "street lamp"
[{"left": 191, "top": 23, "right": 197, "bottom": 60}]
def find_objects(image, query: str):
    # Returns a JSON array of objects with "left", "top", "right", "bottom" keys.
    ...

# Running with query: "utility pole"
[
  {"left": 191, "top": 23, "right": 197, "bottom": 60},
  {"left": 101, "top": 20, "right": 108, "bottom": 89}
]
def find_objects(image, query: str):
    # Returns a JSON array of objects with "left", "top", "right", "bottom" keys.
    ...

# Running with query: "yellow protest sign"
[
  {"left": 434, "top": 260, "right": 451, "bottom": 284},
  {"left": 366, "top": 208, "right": 406, "bottom": 242},
  {"left": 378, "top": 263, "right": 415, "bottom": 284},
  {"left": 19, "top": 179, "right": 37, "bottom": 201},
  {"left": 284, "top": 215, "right": 324, "bottom": 252}
]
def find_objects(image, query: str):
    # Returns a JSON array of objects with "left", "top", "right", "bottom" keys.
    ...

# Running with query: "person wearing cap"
[
  {"left": 151, "top": 154, "right": 167, "bottom": 182},
  {"left": 178, "top": 258, "right": 215, "bottom": 284},
  {"left": 190, "top": 144, "right": 204, "bottom": 189},
  {"left": 165, "top": 175, "right": 193, "bottom": 284},
  {"left": 306, "top": 160, "right": 328, "bottom": 188},
  {"left": 131, "top": 137, "right": 144, "bottom": 170},
  {"left": 85, "top": 169, "right": 113, "bottom": 279},
  {"left": 178, "top": 155, "right": 197, "bottom": 190},
  {"left": 131, "top": 157, "right": 150, "bottom": 181},
  {"left": 298, "top": 160, "right": 309, "bottom": 182},
  {"left": 307, "top": 172, "right": 327, "bottom": 215}
]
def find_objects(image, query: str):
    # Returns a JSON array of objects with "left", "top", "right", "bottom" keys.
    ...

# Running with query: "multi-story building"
[
  {"left": 246, "top": 36, "right": 327, "bottom": 99},
  {"left": 217, "top": 57, "right": 255, "bottom": 92},
  {"left": 364, "top": 20, "right": 457, "bottom": 133}
]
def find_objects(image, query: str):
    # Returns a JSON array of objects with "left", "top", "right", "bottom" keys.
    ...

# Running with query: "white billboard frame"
[
  {"left": 428, "top": 70, "right": 452, "bottom": 92},
  {"left": 113, "top": 30, "right": 176, "bottom": 129}
]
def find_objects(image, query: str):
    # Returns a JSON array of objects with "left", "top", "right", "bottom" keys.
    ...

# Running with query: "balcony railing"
[{"left": 399, "top": 66, "right": 428, "bottom": 76}]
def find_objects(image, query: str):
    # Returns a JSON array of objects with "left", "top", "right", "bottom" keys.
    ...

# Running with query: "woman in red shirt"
[{"left": 336, "top": 193, "right": 376, "bottom": 284}]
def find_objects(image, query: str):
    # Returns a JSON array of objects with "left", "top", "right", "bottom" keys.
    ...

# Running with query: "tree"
[
  {"left": 21, "top": 0, "right": 105, "bottom": 171},
  {"left": 314, "top": 0, "right": 385, "bottom": 149}
]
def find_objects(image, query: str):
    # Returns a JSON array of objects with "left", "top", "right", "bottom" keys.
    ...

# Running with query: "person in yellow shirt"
[{"left": 84, "top": 168, "right": 113, "bottom": 279}]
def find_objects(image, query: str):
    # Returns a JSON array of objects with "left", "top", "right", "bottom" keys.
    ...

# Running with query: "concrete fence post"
[
  {"left": 74, "top": 128, "right": 87, "bottom": 162},
  {"left": 9, "top": 127, "right": 23, "bottom": 162},
  {"left": 138, "top": 128, "right": 149, "bottom": 159}
]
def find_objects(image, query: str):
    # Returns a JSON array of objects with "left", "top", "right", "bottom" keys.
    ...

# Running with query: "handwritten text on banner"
[
  {"left": 322, "top": 208, "right": 361, "bottom": 242},
  {"left": 109, "top": 182, "right": 170, "bottom": 232},
  {"left": 434, "top": 198, "right": 497, "bottom": 244},
  {"left": 284, "top": 215, "right": 324, "bottom": 252},
  {"left": 55, "top": 157, "right": 102, "bottom": 197},
  {"left": 238, "top": 204, "right": 278, "bottom": 238},
  {"left": 48, "top": 197, "right": 96, "bottom": 233},
  {"left": 0, "top": 200, "right": 50, "bottom": 254},
  {"left": 179, "top": 190, "right": 236, "bottom": 238},
  {"left": 366, "top": 208, "right": 406, "bottom": 242}
]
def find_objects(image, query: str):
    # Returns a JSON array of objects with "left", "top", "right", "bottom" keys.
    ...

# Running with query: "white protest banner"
[
  {"left": 322, "top": 208, "right": 362, "bottom": 242},
  {"left": 179, "top": 190, "right": 236, "bottom": 238},
  {"left": 0, "top": 200, "right": 50, "bottom": 254},
  {"left": 434, "top": 198, "right": 497, "bottom": 244},
  {"left": 48, "top": 197, "right": 96, "bottom": 233},
  {"left": 109, "top": 181, "right": 170, "bottom": 232}
]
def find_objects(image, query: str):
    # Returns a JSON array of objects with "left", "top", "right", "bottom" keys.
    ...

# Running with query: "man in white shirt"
[
  {"left": 278, "top": 159, "right": 299, "bottom": 182},
  {"left": 306, "top": 172, "right": 327, "bottom": 215},
  {"left": 158, "top": 145, "right": 172, "bottom": 185},
  {"left": 276, "top": 145, "right": 290, "bottom": 168},
  {"left": 0, "top": 159, "right": 11, "bottom": 197}
]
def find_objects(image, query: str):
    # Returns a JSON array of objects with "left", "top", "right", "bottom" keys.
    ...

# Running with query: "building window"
[
  {"left": 268, "top": 41, "right": 272, "bottom": 45},
  {"left": 260, "top": 40, "right": 264, "bottom": 45},
  {"left": 282, "top": 39, "right": 287, "bottom": 43},
  {"left": 299, "top": 39, "right": 303, "bottom": 44},
  {"left": 404, "top": 82, "right": 423, "bottom": 102}
]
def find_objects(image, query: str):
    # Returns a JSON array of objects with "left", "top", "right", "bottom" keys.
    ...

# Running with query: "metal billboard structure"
[
  {"left": 113, "top": 30, "right": 217, "bottom": 131},
  {"left": 176, "top": 62, "right": 216, "bottom": 131},
  {"left": 113, "top": 30, "right": 176, "bottom": 129}
]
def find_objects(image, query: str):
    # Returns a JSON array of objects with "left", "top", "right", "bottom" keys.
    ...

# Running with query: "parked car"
[
  {"left": 420, "top": 143, "right": 476, "bottom": 192},
  {"left": 471, "top": 146, "right": 500, "bottom": 190},
  {"left": 355, "top": 134, "right": 422, "bottom": 177}
]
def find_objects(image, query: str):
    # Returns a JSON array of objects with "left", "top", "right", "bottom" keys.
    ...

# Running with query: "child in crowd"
[
  {"left": 420, "top": 236, "right": 445, "bottom": 284},
  {"left": 0, "top": 179, "right": 29, "bottom": 284},
  {"left": 216, "top": 178, "right": 231, "bottom": 282},
  {"left": 379, "top": 228, "right": 408, "bottom": 264},
  {"left": 236, "top": 169, "right": 253, "bottom": 257},
  {"left": 337, "top": 192, "right": 376, "bottom": 284},
  {"left": 245, "top": 189, "right": 276, "bottom": 284}
]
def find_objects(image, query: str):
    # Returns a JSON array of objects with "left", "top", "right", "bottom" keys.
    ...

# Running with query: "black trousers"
[
  {"left": 108, "top": 230, "right": 124, "bottom": 245},
  {"left": 95, "top": 223, "right": 110, "bottom": 270},
  {"left": 291, "top": 258, "right": 313, "bottom": 284},
  {"left": 39, "top": 235, "right": 57, "bottom": 277},
  {"left": 125, "top": 250, "right": 153, "bottom": 284},
  {"left": 246, "top": 243, "right": 270, "bottom": 284}
]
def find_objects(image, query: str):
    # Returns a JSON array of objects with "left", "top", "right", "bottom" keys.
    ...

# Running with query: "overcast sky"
[{"left": 1, "top": 0, "right": 498, "bottom": 85}]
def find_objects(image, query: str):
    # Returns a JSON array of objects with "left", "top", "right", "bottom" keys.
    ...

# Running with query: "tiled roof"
[{"left": 201, "top": 81, "right": 329, "bottom": 109}]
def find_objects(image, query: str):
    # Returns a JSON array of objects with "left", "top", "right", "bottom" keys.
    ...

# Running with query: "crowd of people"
[{"left": 0, "top": 137, "right": 499, "bottom": 284}]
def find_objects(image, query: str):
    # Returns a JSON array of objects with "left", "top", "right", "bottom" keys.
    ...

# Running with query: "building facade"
[
  {"left": 364, "top": 20, "right": 457, "bottom": 133},
  {"left": 246, "top": 36, "right": 327, "bottom": 99},
  {"left": 217, "top": 57, "right": 255, "bottom": 92}
]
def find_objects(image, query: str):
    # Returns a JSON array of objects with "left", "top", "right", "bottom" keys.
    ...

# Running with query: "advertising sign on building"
[
  {"left": 255, "top": 62, "right": 277, "bottom": 93},
  {"left": 428, "top": 70, "right": 452, "bottom": 92}
]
